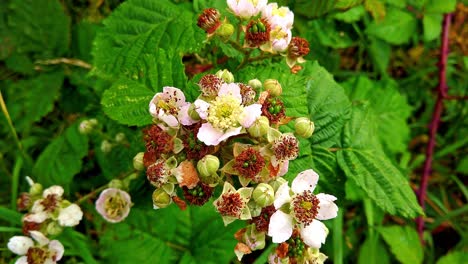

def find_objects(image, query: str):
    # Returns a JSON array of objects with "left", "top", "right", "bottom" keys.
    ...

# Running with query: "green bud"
[
  {"left": 152, "top": 188, "right": 171, "bottom": 209},
  {"left": 100, "top": 140, "right": 113, "bottom": 153},
  {"left": 252, "top": 183, "right": 274, "bottom": 207},
  {"left": 216, "top": 23, "right": 235, "bottom": 41},
  {"left": 108, "top": 179, "right": 124, "bottom": 189},
  {"left": 251, "top": 24, "right": 258, "bottom": 33},
  {"left": 248, "top": 79, "right": 262, "bottom": 90},
  {"left": 264, "top": 79, "right": 282, "bottom": 97},
  {"left": 294, "top": 117, "right": 315, "bottom": 138},
  {"left": 115, "top": 132, "right": 126, "bottom": 143},
  {"left": 29, "top": 183, "right": 43, "bottom": 196},
  {"left": 133, "top": 152, "right": 145, "bottom": 171},
  {"left": 188, "top": 103, "right": 200, "bottom": 120},
  {"left": 197, "top": 155, "right": 220, "bottom": 177},
  {"left": 247, "top": 116, "right": 269, "bottom": 138},
  {"left": 215, "top": 69, "right": 235, "bottom": 83},
  {"left": 257, "top": 21, "right": 266, "bottom": 32},
  {"left": 268, "top": 177, "right": 287, "bottom": 192},
  {"left": 46, "top": 222, "right": 63, "bottom": 236}
]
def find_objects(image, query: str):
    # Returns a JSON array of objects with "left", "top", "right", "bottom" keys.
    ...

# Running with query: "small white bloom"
[
  {"left": 149, "top": 87, "right": 191, "bottom": 128},
  {"left": 7, "top": 236, "right": 34, "bottom": 255},
  {"left": 227, "top": 0, "right": 268, "bottom": 19},
  {"left": 23, "top": 185, "right": 65, "bottom": 224},
  {"left": 43, "top": 185, "right": 64, "bottom": 198},
  {"left": 95, "top": 188, "right": 132, "bottom": 223},
  {"left": 8, "top": 231, "right": 64, "bottom": 264},
  {"left": 58, "top": 204, "right": 83, "bottom": 227},
  {"left": 262, "top": 3, "right": 294, "bottom": 29},
  {"left": 268, "top": 169, "right": 338, "bottom": 248}
]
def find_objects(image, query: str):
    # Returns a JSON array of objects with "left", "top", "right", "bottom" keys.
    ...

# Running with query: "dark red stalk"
[{"left": 416, "top": 13, "right": 452, "bottom": 243}]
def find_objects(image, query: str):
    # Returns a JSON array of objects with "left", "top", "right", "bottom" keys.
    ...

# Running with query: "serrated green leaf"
[
  {"left": 335, "top": 0, "right": 364, "bottom": 9},
  {"left": 333, "top": 5, "right": 366, "bottom": 23},
  {"left": 358, "top": 236, "right": 390, "bottom": 264},
  {"left": 100, "top": 204, "right": 241, "bottom": 263},
  {"left": 425, "top": 0, "right": 456, "bottom": 13},
  {"left": 101, "top": 78, "right": 154, "bottom": 127},
  {"left": 309, "top": 19, "right": 355, "bottom": 49},
  {"left": 337, "top": 147, "right": 422, "bottom": 217},
  {"left": 8, "top": 0, "right": 70, "bottom": 57},
  {"left": 368, "top": 37, "right": 391, "bottom": 75},
  {"left": 33, "top": 122, "right": 88, "bottom": 191},
  {"left": 293, "top": 0, "right": 337, "bottom": 18},
  {"left": 92, "top": 0, "right": 205, "bottom": 79},
  {"left": 379, "top": 225, "right": 423, "bottom": 264},
  {"left": 366, "top": 7, "right": 417, "bottom": 45},
  {"left": 436, "top": 251, "right": 468, "bottom": 264},
  {"left": 5, "top": 71, "right": 64, "bottom": 132},
  {"left": 423, "top": 14, "right": 442, "bottom": 42},
  {"left": 311, "top": 147, "right": 345, "bottom": 199}
]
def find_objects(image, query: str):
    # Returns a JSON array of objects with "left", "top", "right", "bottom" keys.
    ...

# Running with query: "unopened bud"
[
  {"left": 108, "top": 179, "right": 124, "bottom": 190},
  {"left": 29, "top": 183, "right": 43, "bottom": 196},
  {"left": 247, "top": 116, "right": 269, "bottom": 138},
  {"left": 216, "top": 69, "right": 235, "bottom": 83},
  {"left": 268, "top": 177, "right": 287, "bottom": 192},
  {"left": 253, "top": 183, "right": 274, "bottom": 207},
  {"left": 46, "top": 222, "right": 63, "bottom": 236},
  {"left": 295, "top": 117, "right": 315, "bottom": 138},
  {"left": 78, "top": 120, "right": 93, "bottom": 134},
  {"left": 197, "top": 155, "right": 220, "bottom": 178},
  {"left": 216, "top": 23, "right": 235, "bottom": 41},
  {"left": 152, "top": 188, "right": 171, "bottom": 209},
  {"left": 115, "top": 132, "right": 126, "bottom": 143},
  {"left": 100, "top": 140, "right": 113, "bottom": 153},
  {"left": 133, "top": 152, "right": 145, "bottom": 171},
  {"left": 248, "top": 79, "right": 262, "bottom": 91},
  {"left": 264, "top": 79, "right": 282, "bottom": 97},
  {"left": 188, "top": 103, "right": 201, "bottom": 120}
]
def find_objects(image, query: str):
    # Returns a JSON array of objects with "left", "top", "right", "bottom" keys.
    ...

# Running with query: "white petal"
[
  {"left": 300, "top": 220, "right": 328, "bottom": 248},
  {"left": 58, "top": 204, "right": 83, "bottom": 227},
  {"left": 7, "top": 236, "right": 33, "bottom": 255},
  {"left": 43, "top": 186, "right": 64, "bottom": 198},
  {"left": 30, "top": 200, "right": 45, "bottom": 213},
  {"left": 49, "top": 240, "right": 65, "bottom": 261},
  {"left": 148, "top": 93, "right": 160, "bottom": 117},
  {"left": 194, "top": 99, "right": 210, "bottom": 120},
  {"left": 217, "top": 127, "right": 243, "bottom": 143},
  {"left": 239, "top": 104, "right": 262, "bottom": 128},
  {"left": 197, "top": 123, "right": 224, "bottom": 146},
  {"left": 316, "top": 193, "right": 338, "bottom": 220},
  {"left": 30, "top": 230, "right": 49, "bottom": 246},
  {"left": 267, "top": 210, "right": 293, "bottom": 243},
  {"left": 23, "top": 211, "right": 48, "bottom": 223},
  {"left": 158, "top": 109, "right": 179, "bottom": 127},
  {"left": 178, "top": 103, "right": 198, "bottom": 126},
  {"left": 273, "top": 183, "right": 291, "bottom": 209},
  {"left": 162, "top": 86, "right": 186, "bottom": 107},
  {"left": 277, "top": 160, "right": 289, "bottom": 177},
  {"left": 219, "top": 83, "right": 242, "bottom": 102},
  {"left": 15, "top": 256, "right": 28, "bottom": 264},
  {"left": 43, "top": 259, "right": 55, "bottom": 264},
  {"left": 291, "top": 169, "right": 319, "bottom": 194}
]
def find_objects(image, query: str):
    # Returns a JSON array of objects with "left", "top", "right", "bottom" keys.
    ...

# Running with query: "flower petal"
[
  {"left": 178, "top": 103, "right": 198, "bottom": 126},
  {"left": 49, "top": 240, "right": 65, "bottom": 261},
  {"left": 315, "top": 193, "right": 338, "bottom": 220},
  {"left": 219, "top": 83, "right": 242, "bottom": 102},
  {"left": 239, "top": 104, "right": 262, "bottom": 128},
  {"left": 267, "top": 210, "right": 293, "bottom": 243},
  {"left": 300, "top": 220, "right": 328, "bottom": 248},
  {"left": 15, "top": 256, "right": 28, "bottom": 264},
  {"left": 274, "top": 183, "right": 291, "bottom": 209},
  {"left": 291, "top": 169, "right": 319, "bottom": 194},
  {"left": 158, "top": 109, "right": 179, "bottom": 127},
  {"left": 30, "top": 230, "right": 49, "bottom": 246},
  {"left": 7, "top": 236, "right": 33, "bottom": 255},
  {"left": 43, "top": 185, "right": 64, "bottom": 198},
  {"left": 194, "top": 99, "right": 210, "bottom": 120},
  {"left": 197, "top": 123, "right": 224, "bottom": 146},
  {"left": 217, "top": 127, "right": 243, "bottom": 143},
  {"left": 162, "top": 86, "right": 186, "bottom": 107},
  {"left": 23, "top": 211, "right": 48, "bottom": 224},
  {"left": 58, "top": 204, "right": 83, "bottom": 227}
]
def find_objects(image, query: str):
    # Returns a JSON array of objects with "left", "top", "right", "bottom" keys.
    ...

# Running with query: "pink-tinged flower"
[
  {"left": 95, "top": 188, "right": 132, "bottom": 223},
  {"left": 227, "top": 0, "right": 268, "bottom": 19},
  {"left": 149, "top": 87, "right": 197, "bottom": 127},
  {"left": 268, "top": 170, "right": 338, "bottom": 248},
  {"left": 262, "top": 3, "right": 294, "bottom": 30},
  {"left": 261, "top": 25, "right": 292, "bottom": 53},
  {"left": 8, "top": 231, "right": 64, "bottom": 264},
  {"left": 194, "top": 83, "right": 262, "bottom": 146}
]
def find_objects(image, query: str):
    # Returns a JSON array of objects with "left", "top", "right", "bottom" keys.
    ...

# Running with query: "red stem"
[{"left": 416, "top": 13, "right": 452, "bottom": 243}]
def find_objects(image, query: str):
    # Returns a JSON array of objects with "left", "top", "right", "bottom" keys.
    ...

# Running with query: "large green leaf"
[
  {"left": 308, "top": 19, "right": 355, "bottom": 49},
  {"left": 311, "top": 147, "right": 345, "bottom": 199},
  {"left": 366, "top": 7, "right": 417, "bottom": 45},
  {"left": 293, "top": 0, "right": 337, "bottom": 18},
  {"left": 92, "top": 0, "right": 205, "bottom": 79},
  {"left": 357, "top": 236, "right": 390, "bottom": 264},
  {"left": 7, "top": 0, "right": 70, "bottom": 57},
  {"left": 379, "top": 225, "right": 423, "bottom": 264},
  {"left": 423, "top": 14, "right": 442, "bottom": 42},
  {"left": 436, "top": 251, "right": 468, "bottom": 264},
  {"left": 425, "top": 0, "right": 457, "bottom": 13},
  {"left": 100, "top": 204, "right": 242, "bottom": 264},
  {"left": 33, "top": 122, "right": 88, "bottom": 190}
]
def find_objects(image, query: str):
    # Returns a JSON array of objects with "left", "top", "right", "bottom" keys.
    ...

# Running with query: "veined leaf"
[
  {"left": 311, "top": 147, "right": 345, "bottom": 199},
  {"left": 366, "top": 7, "right": 417, "bottom": 45},
  {"left": 293, "top": 0, "right": 337, "bottom": 18},
  {"left": 33, "top": 122, "right": 88, "bottom": 191},
  {"left": 379, "top": 225, "right": 423, "bottom": 264},
  {"left": 335, "top": 0, "right": 364, "bottom": 9},
  {"left": 92, "top": 0, "right": 205, "bottom": 79}
]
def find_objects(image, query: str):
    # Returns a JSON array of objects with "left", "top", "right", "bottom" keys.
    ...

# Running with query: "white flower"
[
  {"left": 149, "top": 87, "right": 197, "bottom": 127},
  {"left": 268, "top": 169, "right": 338, "bottom": 248},
  {"left": 23, "top": 185, "right": 64, "bottom": 224},
  {"left": 95, "top": 188, "right": 132, "bottom": 223},
  {"left": 194, "top": 83, "right": 262, "bottom": 146},
  {"left": 261, "top": 25, "right": 292, "bottom": 53},
  {"left": 58, "top": 204, "right": 83, "bottom": 227},
  {"left": 8, "top": 231, "right": 64, "bottom": 264},
  {"left": 227, "top": 0, "right": 268, "bottom": 19},
  {"left": 262, "top": 3, "right": 294, "bottom": 29}
]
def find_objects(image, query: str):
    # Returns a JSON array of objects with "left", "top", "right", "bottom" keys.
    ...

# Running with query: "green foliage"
[
  {"left": 436, "top": 251, "right": 468, "bottom": 264},
  {"left": 357, "top": 236, "right": 390, "bottom": 264},
  {"left": 379, "top": 225, "right": 423, "bottom": 264},
  {"left": 366, "top": 7, "right": 417, "bottom": 45}
]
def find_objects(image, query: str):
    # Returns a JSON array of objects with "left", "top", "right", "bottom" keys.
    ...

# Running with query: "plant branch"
[
  {"left": 0, "top": 91, "right": 26, "bottom": 160},
  {"left": 35, "top": 58, "right": 92, "bottom": 69},
  {"left": 416, "top": 13, "right": 452, "bottom": 243}
]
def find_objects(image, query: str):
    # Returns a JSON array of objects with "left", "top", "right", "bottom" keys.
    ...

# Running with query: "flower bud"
[
  {"left": 288, "top": 37, "right": 310, "bottom": 59},
  {"left": 215, "top": 69, "right": 234, "bottom": 83},
  {"left": 108, "top": 179, "right": 124, "bottom": 189},
  {"left": 247, "top": 116, "right": 269, "bottom": 138},
  {"left": 133, "top": 152, "right": 145, "bottom": 171},
  {"left": 252, "top": 183, "right": 274, "bottom": 207},
  {"left": 78, "top": 120, "right": 92, "bottom": 134},
  {"left": 197, "top": 155, "right": 220, "bottom": 178},
  {"left": 248, "top": 79, "right": 262, "bottom": 91},
  {"left": 197, "top": 8, "right": 221, "bottom": 34},
  {"left": 115, "top": 132, "right": 126, "bottom": 143},
  {"left": 215, "top": 23, "right": 235, "bottom": 41},
  {"left": 188, "top": 103, "right": 201, "bottom": 120},
  {"left": 264, "top": 79, "right": 282, "bottom": 97},
  {"left": 268, "top": 177, "right": 287, "bottom": 192},
  {"left": 29, "top": 183, "right": 43, "bottom": 197},
  {"left": 152, "top": 188, "right": 171, "bottom": 209},
  {"left": 100, "top": 140, "right": 113, "bottom": 153},
  {"left": 46, "top": 221, "right": 63, "bottom": 236},
  {"left": 294, "top": 117, "right": 315, "bottom": 138}
]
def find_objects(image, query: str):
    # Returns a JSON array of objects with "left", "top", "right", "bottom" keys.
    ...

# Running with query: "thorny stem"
[
  {"left": 416, "top": 13, "right": 453, "bottom": 243},
  {"left": 35, "top": 58, "right": 92, "bottom": 70}
]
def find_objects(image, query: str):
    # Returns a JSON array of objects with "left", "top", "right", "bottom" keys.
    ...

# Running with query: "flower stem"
[
  {"left": 416, "top": 13, "right": 452, "bottom": 243},
  {"left": 34, "top": 58, "right": 92, "bottom": 69},
  {"left": 0, "top": 91, "right": 24, "bottom": 155}
]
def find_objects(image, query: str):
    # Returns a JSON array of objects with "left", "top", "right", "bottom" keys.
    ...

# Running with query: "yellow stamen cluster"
[
  {"left": 104, "top": 193, "right": 129, "bottom": 219},
  {"left": 208, "top": 95, "right": 243, "bottom": 130}
]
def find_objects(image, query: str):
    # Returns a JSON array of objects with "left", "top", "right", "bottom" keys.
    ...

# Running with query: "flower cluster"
[
  {"left": 9, "top": 177, "right": 84, "bottom": 263},
  {"left": 197, "top": 0, "right": 310, "bottom": 70},
  {"left": 141, "top": 69, "right": 337, "bottom": 263}
]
